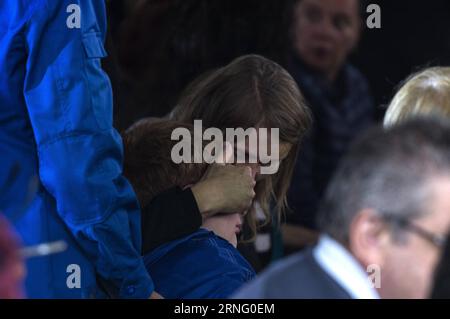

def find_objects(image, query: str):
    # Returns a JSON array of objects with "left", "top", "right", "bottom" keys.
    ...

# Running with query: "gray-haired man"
[{"left": 235, "top": 117, "right": 450, "bottom": 299}]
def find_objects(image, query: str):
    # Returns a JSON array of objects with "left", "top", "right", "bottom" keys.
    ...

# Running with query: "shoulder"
[
  {"left": 233, "top": 250, "right": 315, "bottom": 298},
  {"left": 235, "top": 248, "right": 352, "bottom": 299},
  {"left": 144, "top": 230, "right": 230, "bottom": 268}
]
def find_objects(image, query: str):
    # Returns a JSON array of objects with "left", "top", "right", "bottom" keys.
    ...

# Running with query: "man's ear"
[{"left": 348, "top": 209, "right": 390, "bottom": 269}]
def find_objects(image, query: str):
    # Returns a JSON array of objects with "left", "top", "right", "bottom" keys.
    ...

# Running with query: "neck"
[{"left": 201, "top": 220, "right": 224, "bottom": 239}]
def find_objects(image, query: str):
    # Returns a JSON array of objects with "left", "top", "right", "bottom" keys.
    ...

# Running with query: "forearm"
[{"left": 37, "top": 132, "right": 154, "bottom": 298}]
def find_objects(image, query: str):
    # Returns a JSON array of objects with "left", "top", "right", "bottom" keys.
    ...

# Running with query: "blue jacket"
[
  {"left": 0, "top": 0, "right": 153, "bottom": 298},
  {"left": 144, "top": 229, "right": 256, "bottom": 299}
]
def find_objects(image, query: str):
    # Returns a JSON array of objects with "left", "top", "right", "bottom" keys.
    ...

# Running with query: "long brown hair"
[{"left": 171, "top": 54, "right": 312, "bottom": 239}]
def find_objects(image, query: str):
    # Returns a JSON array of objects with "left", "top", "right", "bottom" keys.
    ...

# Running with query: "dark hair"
[
  {"left": 122, "top": 118, "right": 207, "bottom": 208},
  {"left": 317, "top": 117, "right": 450, "bottom": 244},
  {"left": 171, "top": 54, "right": 312, "bottom": 239},
  {"left": 114, "top": 0, "right": 293, "bottom": 130}
]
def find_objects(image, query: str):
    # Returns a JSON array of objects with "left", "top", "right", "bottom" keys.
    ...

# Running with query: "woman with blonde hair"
[{"left": 384, "top": 67, "right": 450, "bottom": 127}]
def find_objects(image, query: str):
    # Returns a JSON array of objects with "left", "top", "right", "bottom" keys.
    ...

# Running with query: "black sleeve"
[{"left": 141, "top": 187, "right": 202, "bottom": 255}]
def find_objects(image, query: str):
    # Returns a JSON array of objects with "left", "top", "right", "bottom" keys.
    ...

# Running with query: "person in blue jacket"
[{"left": 0, "top": 0, "right": 256, "bottom": 298}]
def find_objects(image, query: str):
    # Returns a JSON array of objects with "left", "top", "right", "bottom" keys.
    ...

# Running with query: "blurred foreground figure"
[
  {"left": 236, "top": 118, "right": 450, "bottom": 299},
  {"left": 0, "top": 215, "right": 25, "bottom": 299},
  {"left": 384, "top": 67, "right": 450, "bottom": 299},
  {"left": 0, "top": 0, "right": 155, "bottom": 298}
]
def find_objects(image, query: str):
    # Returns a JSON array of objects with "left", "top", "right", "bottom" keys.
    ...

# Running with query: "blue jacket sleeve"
[{"left": 22, "top": 0, "right": 153, "bottom": 298}]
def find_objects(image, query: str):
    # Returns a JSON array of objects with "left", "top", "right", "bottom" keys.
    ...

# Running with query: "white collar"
[{"left": 313, "top": 235, "right": 380, "bottom": 299}]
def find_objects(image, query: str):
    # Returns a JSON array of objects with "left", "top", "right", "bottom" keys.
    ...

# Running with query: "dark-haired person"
[
  {"left": 171, "top": 54, "right": 312, "bottom": 269},
  {"left": 123, "top": 119, "right": 256, "bottom": 298},
  {"left": 235, "top": 117, "right": 450, "bottom": 299},
  {"left": 285, "top": 0, "right": 375, "bottom": 251}
]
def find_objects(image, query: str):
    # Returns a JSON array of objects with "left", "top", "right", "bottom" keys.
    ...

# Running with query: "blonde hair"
[{"left": 384, "top": 67, "right": 450, "bottom": 127}]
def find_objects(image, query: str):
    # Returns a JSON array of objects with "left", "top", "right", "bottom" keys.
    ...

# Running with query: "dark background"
[
  {"left": 353, "top": 0, "right": 450, "bottom": 118},
  {"left": 105, "top": 0, "right": 450, "bottom": 129}
]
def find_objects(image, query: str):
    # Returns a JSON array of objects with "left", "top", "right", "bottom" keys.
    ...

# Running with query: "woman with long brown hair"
[{"left": 171, "top": 54, "right": 312, "bottom": 242}]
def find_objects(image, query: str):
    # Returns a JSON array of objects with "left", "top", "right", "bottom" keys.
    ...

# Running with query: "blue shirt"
[
  {"left": 0, "top": 0, "right": 153, "bottom": 298},
  {"left": 144, "top": 229, "right": 256, "bottom": 299}
]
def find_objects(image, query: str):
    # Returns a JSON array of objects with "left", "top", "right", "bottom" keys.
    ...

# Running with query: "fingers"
[
  {"left": 238, "top": 168, "right": 256, "bottom": 212},
  {"left": 240, "top": 166, "right": 256, "bottom": 186},
  {"left": 195, "top": 160, "right": 257, "bottom": 215}
]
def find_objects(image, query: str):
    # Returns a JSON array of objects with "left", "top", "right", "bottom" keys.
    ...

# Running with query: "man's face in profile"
[
  {"left": 292, "top": 0, "right": 361, "bottom": 80},
  {"left": 379, "top": 177, "right": 450, "bottom": 298}
]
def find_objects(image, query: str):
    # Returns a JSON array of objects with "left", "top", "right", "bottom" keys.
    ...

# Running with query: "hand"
[
  {"left": 191, "top": 143, "right": 256, "bottom": 217},
  {"left": 149, "top": 291, "right": 164, "bottom": 299}
]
